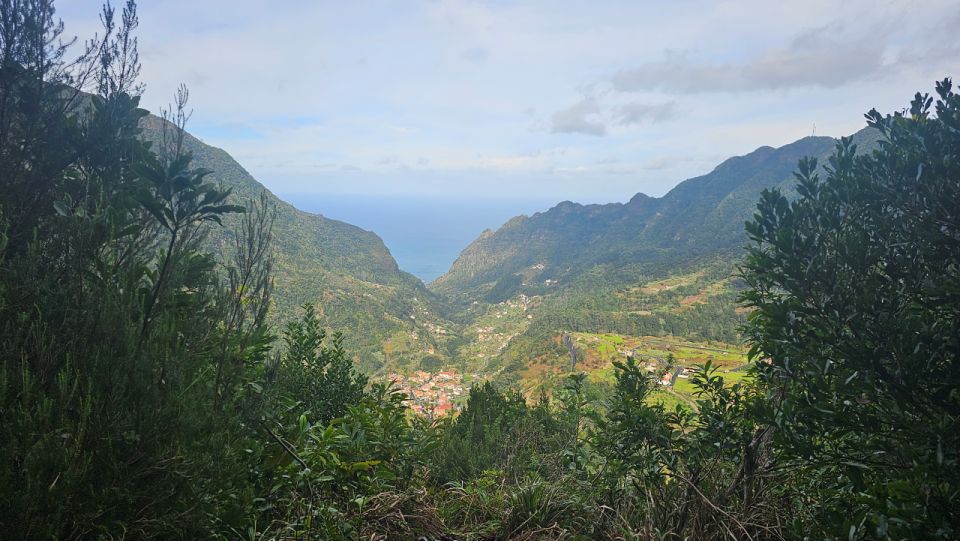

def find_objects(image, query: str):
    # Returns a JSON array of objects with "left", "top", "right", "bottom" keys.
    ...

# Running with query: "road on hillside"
[{"left": 642, "top": 338, "right": 739, "bottom": 355}]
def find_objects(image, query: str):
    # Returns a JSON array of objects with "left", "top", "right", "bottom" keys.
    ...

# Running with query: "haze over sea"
[{"left": 281, "top": 194, "right": 560, "bottom": 283}]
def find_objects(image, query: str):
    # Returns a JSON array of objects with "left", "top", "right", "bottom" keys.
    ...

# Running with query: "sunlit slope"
[
  {"left": 139, "top": 116, "right": 451, "bottom": 369},
  {"left": 432, "top": 128, "right": 880, "bottom": 378},
  {"left": 433, "top": 131, "right": 882, "bottom": 302}
]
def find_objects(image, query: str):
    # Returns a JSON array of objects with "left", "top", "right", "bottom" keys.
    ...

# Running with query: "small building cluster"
[
  {"left": 424, "top": 321, "right": 449, "bottom": 337},
  {"left": 387, "top": 369, "right": 466, "bottom": 418},
  {"left": 637, "top": 359, "right": 690, "bottom": 387},
  {"left": 474, "top": 325, "right": 516, "bottom": 356}
]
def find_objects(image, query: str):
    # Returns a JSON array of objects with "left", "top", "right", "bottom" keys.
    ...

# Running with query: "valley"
[
  {"left": 160, "top": 119, "right": 879, "bottom": 401},
  {"left": 5, "top": 2, "right": 956, "bottom": 537}
]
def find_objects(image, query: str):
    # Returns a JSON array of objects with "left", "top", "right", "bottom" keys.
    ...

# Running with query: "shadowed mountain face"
[
  {"left": 431, "top": 128, "right": 880, "bottom": 305},
  {"left": 138, "top": 116, "right": 449, "bottom": 369},
  {"left": 423, "top": 128, "right": 883, "bottom": 381}
]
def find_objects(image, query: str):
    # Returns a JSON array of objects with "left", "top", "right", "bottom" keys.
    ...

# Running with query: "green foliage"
[
  {"left": 420, "top": 354, "right": 444, "bottom": 372},
  {"left": 432, "top": 381, "right": 562, "bottom": 483},
  {"left": 0, "top": 3, "right": 277, "bottom": 536},
  {"left": 585, "top": 356, "right": 770, "bottom": 538},
  {"left": 484, "top": 272, "right": 523, "bottom": 303},
  {"left": 0, "top": 3, "right": 275, "bottom": 536},
  {"left": 1, "top": 4, "right": 956, "bottom": 538},
  {"left": 275, "top": 303, "right": 368, "bottom": 423},
  {"left": 741, "top": 78, "right": 960, "bottom": 539},
  {"left": 593, "top": 356, "right": 673, "bottom": 490},
  {"left": 255, "top": 384, "right": 434, "bottom": 539}
]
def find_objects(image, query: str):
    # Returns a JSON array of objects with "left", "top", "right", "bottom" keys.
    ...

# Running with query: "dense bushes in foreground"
[{"left": 1, "top": 1, "right": 958, "bottom": 539}]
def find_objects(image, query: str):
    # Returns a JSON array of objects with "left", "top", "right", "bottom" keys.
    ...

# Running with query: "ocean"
[{"left": 279, "top": 193, "right": 559, "bottom": 284}]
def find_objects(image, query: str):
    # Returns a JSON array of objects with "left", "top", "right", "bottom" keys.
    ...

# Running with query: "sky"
[{"left": 59, "top": 0, "right": 959, "bottom": 203}]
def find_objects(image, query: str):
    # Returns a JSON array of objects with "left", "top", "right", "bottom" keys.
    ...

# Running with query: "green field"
[{"left": 518, "top": 331, "right": 751, "bottom": 410}]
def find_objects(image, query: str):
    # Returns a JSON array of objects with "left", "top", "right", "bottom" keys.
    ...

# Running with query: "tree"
[
  {"left": 419, "top": 354, "right": 443, "bottom": 372},
  {"left": 741, "top": 79, "right": 960, "bottom": 538},
  {"left": 276, "top": 303, "right": 368, "bottom": 423},
  {"left": 0, "top": 2, "right": 276, "bottom": 535},
  {"left": 0, "top": 0, "right": 89, "bottom": 253}
]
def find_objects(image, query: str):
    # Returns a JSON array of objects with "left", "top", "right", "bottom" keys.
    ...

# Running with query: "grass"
[
  {"left": 631, "top": 270, "right": 706, "bottom": 295},
  {"left": 649, "top": 388, "right": 695, "bottom": 411},
  {"left": 516, "top": 331, "right": 752, "bottom": 409}
]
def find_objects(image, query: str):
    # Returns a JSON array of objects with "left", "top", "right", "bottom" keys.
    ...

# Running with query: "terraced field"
[{"left": 521, "top": 332, "right": 752, "bottom": 410}]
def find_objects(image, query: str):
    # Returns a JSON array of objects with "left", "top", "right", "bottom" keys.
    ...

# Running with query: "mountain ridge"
[
  {"left": 138, "top": 115, "right": 452, "bottom": 369},
  {"left": 427, "top": 128, "right": 883, "bottom": 382},
  {"left": 431, "top": 128, "right": 879, "bottom": 303},
  {"left": 136, "top": 112, "right": 882, "bottom": 377}
]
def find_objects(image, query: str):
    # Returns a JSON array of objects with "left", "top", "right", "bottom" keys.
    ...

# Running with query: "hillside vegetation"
[
  {"left": 137, "top": 116, "right": 452, "bottom": 372},
  {"left": 1, "top": 2, "right": 957, "bottom": 539},
  {"left": 432, "top": 129, "right": 878, "bottom": 303},
  {"left": 429, "top": 130, "right": 880, "bottom": 380}
]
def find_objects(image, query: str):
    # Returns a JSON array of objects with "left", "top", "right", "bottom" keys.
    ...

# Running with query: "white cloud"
[
  {"left": 551, "top": 98, "right": 606, "bottom": 136},
  {"left": 614, "top": 101, "right": 679, "bottom": 125},
  {"left": 53, "top": 0, "right": 960, "bottom": 203},
  {"left": 611, "top": 23, "right": 889, "bottom": 94}
]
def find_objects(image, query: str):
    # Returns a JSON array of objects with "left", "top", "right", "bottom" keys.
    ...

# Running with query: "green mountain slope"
[
  {"left": 138, "top": 116, "right": 451, "bottom": 371},
  {"left": 132, "top": 114, "right": 880, "bottom": 380},
  {"left": 434, "top": 129, "right": 878, "bottom": 302},
  {"left": 432, "top": 129, "right": 881, "bottom": 381}
]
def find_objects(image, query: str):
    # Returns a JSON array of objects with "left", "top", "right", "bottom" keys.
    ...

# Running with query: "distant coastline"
[{"left": 280, "top": 193, "right": 558, "bottom": 283}]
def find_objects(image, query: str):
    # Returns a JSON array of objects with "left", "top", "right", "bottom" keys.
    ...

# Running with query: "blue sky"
[{"left": 60, "top": 1, "right": 959, "bottom": 203}]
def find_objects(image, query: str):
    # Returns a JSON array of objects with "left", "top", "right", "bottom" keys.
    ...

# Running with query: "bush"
[{"left": 742, "top": 79, "right": 960, "bottom": 538}]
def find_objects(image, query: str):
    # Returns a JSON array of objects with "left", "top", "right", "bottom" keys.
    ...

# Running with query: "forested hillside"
[
  {"left": 434, "top": 128, "right": 880, "bottom": 302},
  {"left": 138, "top": 115, "right": 452, "bottom": 371},
  {"left": 432, "top": 129, "right": 881, "bottom": 384}
]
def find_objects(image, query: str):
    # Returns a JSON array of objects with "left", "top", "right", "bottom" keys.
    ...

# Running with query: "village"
[{"left": 386, "top": 369, "right": 471, "bottom": 418}]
